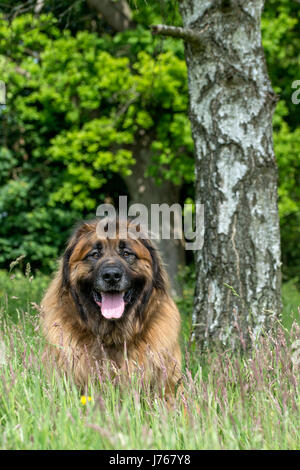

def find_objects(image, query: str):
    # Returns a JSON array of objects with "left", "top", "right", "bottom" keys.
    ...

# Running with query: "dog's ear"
[
  {"left": 61, "top": 242, "right": 76, "bottom": 290},
  {"left": 70, "top": 220, "right": 95, "bottom": 240},
  {"left": 140, "top": 238, "right": 167, "bottom": 292},
  {"left": 61, "top": 219, "right": 96, "bottom": 290}
]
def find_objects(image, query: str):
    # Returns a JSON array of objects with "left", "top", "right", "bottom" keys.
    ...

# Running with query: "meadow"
[{"left": 0, "top": 267, "right": 299, "bottom": 450}]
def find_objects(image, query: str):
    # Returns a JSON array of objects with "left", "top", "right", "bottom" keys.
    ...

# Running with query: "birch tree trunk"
[{"left": 178, "top": 0, "right": 282, "bottom": 349}]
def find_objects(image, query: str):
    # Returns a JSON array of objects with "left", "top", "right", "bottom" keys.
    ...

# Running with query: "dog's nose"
[{"left": 101, "top": 266, "right": 123, "bottom": 285}]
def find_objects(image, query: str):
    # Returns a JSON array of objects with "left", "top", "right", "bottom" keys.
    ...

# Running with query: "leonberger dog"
[{"left": 40, "top": 217, "right": 182, "bottom": 396}]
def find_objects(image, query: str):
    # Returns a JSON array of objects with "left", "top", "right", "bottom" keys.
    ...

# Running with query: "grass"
[{"left": 0, "top": 268, "right": 299, "bottom": 450}]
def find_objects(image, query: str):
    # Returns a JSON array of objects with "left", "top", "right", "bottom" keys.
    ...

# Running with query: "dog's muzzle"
[{"left": 93, "top": 262, "right": 131, "bottom": 320}]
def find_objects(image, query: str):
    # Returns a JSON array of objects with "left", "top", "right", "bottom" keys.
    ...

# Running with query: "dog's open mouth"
[{"left": 93, "top": 290, "right": 133, "bottom": 320}]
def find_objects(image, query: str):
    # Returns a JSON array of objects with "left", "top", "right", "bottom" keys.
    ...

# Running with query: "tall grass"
[{"left": 0, "top": 269, "right": 299, "bottom": 449}]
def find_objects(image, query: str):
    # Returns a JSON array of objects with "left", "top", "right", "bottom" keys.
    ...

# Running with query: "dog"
[{"left": 40, "top": 218, "right": 182, "bottom": 395}]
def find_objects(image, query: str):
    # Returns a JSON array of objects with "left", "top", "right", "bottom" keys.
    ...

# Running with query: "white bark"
[{"left": 179, "top": 0, "right": 282, "bottom": 348}]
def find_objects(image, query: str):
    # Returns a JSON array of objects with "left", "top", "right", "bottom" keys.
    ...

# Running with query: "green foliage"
[
  {"left": 0, "top": 269, "right": 49, "bottom": 320},
  {"left": 273, "top": 100, "right": 300, "bottom": 280},
  {"left": 262, "top": 1, "right": 300, "bottom": 281},
  {"left": 281, "top": 278, "right": 300, "bottom": 330},
  {"left": 0, "top": 12, "right": 193, "bottom": 271},
  {"left": 0, "top": 1, "right": 299, "bottom": 281}
]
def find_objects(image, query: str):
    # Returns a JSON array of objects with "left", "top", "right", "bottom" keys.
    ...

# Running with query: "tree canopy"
[{"left": 0, "top": 0, "right": 299, "bottom": 282}]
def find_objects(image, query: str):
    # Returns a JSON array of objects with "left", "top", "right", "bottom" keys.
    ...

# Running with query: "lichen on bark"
[{"left": 179, "top": 0, "right": 282, "bottom": 349}]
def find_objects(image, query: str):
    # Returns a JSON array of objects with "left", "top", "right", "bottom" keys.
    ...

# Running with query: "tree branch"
[
  {"left": 150, "top": 24, "right": 208, "bottom": 43},
  {"left": 34, "top": 0, "right": 44, "bottom": 15},
  {"left": 86, "top": 0, "right": 133, "bottom": 32}
]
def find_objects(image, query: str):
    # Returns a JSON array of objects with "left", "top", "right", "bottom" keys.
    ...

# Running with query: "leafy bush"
[
  {"left": 0, "top": 1, "right": 300, "bottom": 282},
  {"left": 0, "top": 13, "right": 193, "bottom": 271}
]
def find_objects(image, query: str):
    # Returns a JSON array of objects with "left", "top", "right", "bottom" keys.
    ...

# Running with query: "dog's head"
[{"left": 61, "top": 218, "right": 167, "bottom": 331}]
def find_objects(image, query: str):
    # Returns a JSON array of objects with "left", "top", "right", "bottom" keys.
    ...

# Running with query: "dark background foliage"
[{"left": 0, "top": 0, "right": 299, "bottom": 282}]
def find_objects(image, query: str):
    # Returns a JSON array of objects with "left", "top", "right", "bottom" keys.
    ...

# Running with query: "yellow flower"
[{"left": 80, "top": 395, "right": 92, "bottom": 405}]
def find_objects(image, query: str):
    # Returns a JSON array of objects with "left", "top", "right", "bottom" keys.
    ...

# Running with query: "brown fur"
[{"left": 40, "top": 218, "right": 182, "bottom": 394}]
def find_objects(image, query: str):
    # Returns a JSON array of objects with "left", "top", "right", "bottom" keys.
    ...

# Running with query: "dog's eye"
[
  {"left": 88, "top": 250, "right": 101, "bottom": 260},
  {"left": 122, "top": 250, "right": 135, "bottom": 259}
]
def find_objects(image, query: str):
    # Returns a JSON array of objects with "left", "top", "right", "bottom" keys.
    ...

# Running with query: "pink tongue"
[{"left": 101, "top": 292, "right": 125, "bottom": 319}]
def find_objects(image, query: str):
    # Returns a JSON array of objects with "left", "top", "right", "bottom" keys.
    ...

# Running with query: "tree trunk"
[
  {"left": 178, "top": 0, "right": 282, "bottom": 349},
  {"left": 125, "top": 142, "right": 186, "bottom": 297},
  {"left": 86, "top": 0, "right": 133, "bottom": 32}
]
